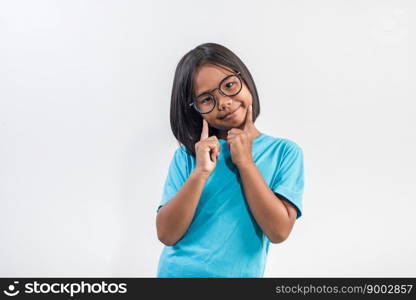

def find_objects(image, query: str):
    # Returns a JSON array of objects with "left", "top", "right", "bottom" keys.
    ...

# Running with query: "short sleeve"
[
  {"left": 271, "top": 141, "right": 305, "bottom": 219},
  {"left": 157, "top": 146, "right": 189, "bottom": 213}
]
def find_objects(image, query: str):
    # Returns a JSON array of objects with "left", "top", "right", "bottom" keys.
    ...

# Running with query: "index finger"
[
  {"left": 243, "top": 105, "right": 253, "bottom": 131},
  {"left": 200, "top": 118, "right": 209, "bottom": 140}
]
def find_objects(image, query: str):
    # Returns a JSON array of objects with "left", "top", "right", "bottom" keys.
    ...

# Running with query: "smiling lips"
[{"left": 221, "top": 106, "right": 241, "bottom": 120}]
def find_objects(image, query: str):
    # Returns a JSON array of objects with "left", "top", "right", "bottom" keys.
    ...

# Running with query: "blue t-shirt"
[{"left": 156, "top": 133, "right": 304, "bottom": 278}]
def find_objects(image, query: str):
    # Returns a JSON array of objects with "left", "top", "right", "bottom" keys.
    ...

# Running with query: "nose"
[{"left": 215, "top": 89, "right": 232, "bottom": 111}]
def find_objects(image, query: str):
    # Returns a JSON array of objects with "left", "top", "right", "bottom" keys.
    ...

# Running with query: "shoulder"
[
  {"left": 176, "top": 144, "right": 194, "bottom": 158},
  {"left": 281, "top": 138, "right": 303, "bottom": 154},
  {"left": 171, "top": 144, "right": 189, "bottom": 156},
  {"left": 259, "top": 133, "right": 303, "bottom": 153},
  {"left": 171, "top": 144, "right": 195, "bottom": 167},
  {"left": 169, "top": 145, "right": 187, "bottom": 165}
]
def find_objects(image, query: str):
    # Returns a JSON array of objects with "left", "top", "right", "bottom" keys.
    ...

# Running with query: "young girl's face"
[{"left": 192, "top": 64, "right": 253, "bottom": 134}]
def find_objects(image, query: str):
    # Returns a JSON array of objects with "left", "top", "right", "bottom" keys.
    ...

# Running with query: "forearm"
[
  {"left": 156, "top": 169, "right": 209, "bottom": 246},
  {"left": 238, "top": 162, "right": 293, "bottom": 243}
]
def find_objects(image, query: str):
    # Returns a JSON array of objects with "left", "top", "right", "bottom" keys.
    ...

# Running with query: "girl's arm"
[
  {"left": 237, "top": 162, "right": 298, "bottom": 243},
  {"left": 156, "top": 168, "right": 210, "bottom": 246}
]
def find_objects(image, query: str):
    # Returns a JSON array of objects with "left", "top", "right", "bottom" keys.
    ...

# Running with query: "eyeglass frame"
[{"left": 188, "top": 71, "right": 242, "bottom": 114}]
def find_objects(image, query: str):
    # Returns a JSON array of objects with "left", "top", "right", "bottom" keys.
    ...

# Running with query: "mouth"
[{"left": 221, "top": 106, "right": 241, "bottom": 120}]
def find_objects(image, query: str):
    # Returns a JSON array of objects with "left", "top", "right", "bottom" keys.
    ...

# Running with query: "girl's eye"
[
  {"left": 224, "top": 81, "right": 239, "bottom": 91},
  {"left": 200, "top": 97, "right": 212, "bottom": 104}
]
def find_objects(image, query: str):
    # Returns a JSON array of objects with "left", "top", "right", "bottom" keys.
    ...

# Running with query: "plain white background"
[{"left": 0, "top": 0, "right": 415, "bottom": 277}]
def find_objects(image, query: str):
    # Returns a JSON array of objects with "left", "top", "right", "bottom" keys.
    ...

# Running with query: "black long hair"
[{"left": 170, "top": 42, "right": 260, "bottom": 157}]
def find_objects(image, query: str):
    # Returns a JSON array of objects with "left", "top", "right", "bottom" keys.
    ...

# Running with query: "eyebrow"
[{"left": 196, "top": 88, "right": 213, "bottom": 98}]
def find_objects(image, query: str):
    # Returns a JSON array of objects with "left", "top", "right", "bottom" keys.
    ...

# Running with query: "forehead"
[{"left": 193, "top": 64, "right": 233, "bottom": 94}]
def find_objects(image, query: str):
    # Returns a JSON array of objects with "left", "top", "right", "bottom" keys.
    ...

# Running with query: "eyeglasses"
[{"left": 189, "top": 71, "right": 242, "bottom": 114}]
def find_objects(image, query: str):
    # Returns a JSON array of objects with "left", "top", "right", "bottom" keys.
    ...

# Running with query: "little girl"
[{"left": 156, "top": 42, "right": 305, "bottom": 278}]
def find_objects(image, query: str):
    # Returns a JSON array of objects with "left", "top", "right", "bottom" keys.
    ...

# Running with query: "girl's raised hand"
[
  {"left": 194, "top": 119, "right": 220, "bottom": 176},
  {"left": 227, "top": 105, "right": 257, "bottom": 167}
]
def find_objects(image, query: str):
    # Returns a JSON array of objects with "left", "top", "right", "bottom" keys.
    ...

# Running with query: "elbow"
[
  {"left": 157, "top": 233, "right": 177, "bottom": 246},
  {"left": 159, "top": 239, "right": 176, "bottom": 247},
  {"left": 155, "top": 207, "right": 184, "bottom": 246},
  {"left": 268, "top": 231, "right": 289, "bottom": 244},
  {"left": 158, "top": 236, "right": 176, "bottom": 246},
  {"left": 156, "top": 226, "right": 177, "bottom": 246},
  {"left": 268, "top": 217, "right": 296, "bottom": 244},
  {"left": 157, "top": 232, "right": 175, "bottom": 246},
  {"left": 269, "top": 236, "right": 286, "bottom": 244},
  {"left": 156, "top": 210, "right": 176, "bottom": 246}
]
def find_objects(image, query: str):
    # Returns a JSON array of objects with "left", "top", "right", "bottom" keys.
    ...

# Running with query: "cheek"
[
  {"left": 203, "top": 116, "right": 220, "bottom": 128},
  {"left": 239, "top": 87, "right": 253, "bottom": 104}
]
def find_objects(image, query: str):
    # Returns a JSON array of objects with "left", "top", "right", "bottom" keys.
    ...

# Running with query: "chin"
[
  {"left": 224, "top": 120, "right": 244, "bottom": 130},
  {"left": 230, "top": 115, "right": 245, "bottom": 126}
]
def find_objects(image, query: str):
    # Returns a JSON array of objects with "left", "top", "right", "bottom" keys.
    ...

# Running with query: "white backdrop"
[{"left": 0, "top": 0, "right": 415, "bottom": 277}]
